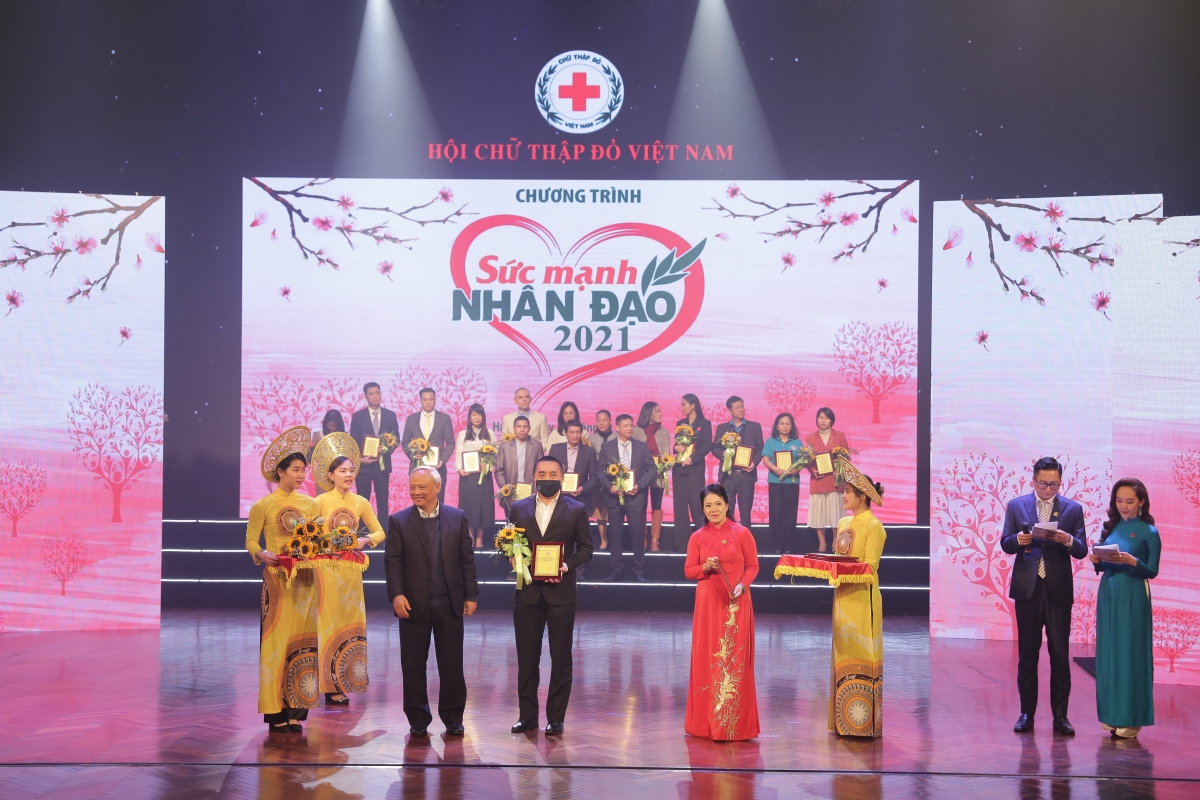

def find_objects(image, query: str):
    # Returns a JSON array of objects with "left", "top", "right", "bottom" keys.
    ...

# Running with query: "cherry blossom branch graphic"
[
  {"left": 1, "top": 195, "right": 162, "bottom": 303},
  {"left": 955, "top": 199, "right": 1164, "bottom": 307},
  {"left": 705, "top": 180, "right": 916, "bottom": 263},
  {"left": 248, "top": 178, "right": 474, "bottom": 270}
]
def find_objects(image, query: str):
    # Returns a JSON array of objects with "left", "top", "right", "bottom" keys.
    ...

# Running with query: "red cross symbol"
[{"left": 558, "top": 71, "right": 601, "bottom": 112}]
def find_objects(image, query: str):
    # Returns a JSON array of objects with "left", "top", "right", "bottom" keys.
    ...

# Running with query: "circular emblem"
[{"left": 535, "top": 51, "right": 623, "bottom": 134}]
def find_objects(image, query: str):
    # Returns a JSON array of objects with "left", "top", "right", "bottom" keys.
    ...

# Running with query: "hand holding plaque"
[
  {"left": 362, "top": 436, "right": 381, "bottom": 459},
  {"left": 461, "top": 450, "right": 480, "bottom": 474},
  {"left": 733, "top": 446, "right": 753, "bottom": 470},
  {"left": 813, "top": 452, "right": 834, "bottom": 477},
  {"left": 532, "top": 541, "right": 565, "bottom": 581},
  {"left": 561, "top": 472, "right": 579, "bottom": 493},
  {"left": 422, "top": 445, "right": 440, "bottom": 468},
  {"left": 515, "top": 482, "right": 533, "bottom": 499}
]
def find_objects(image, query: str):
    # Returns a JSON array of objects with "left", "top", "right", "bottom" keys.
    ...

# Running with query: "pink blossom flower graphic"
[
  {"left": 51, "top": 239, "right": 71, "bottom": 256},
  {"left": 118, "top": 327, "right": 132, "bottom": 345},
  {"left": 838, "top": 211, "right": 859, "bottom": 226},
  {"left": 818, "top": 192, "right": 836, "bottom": 207},
  {"left": 339, "top": 219, "right": 355, "bottom": 231},
  {"left": 145, "top": 233, "right": 164, "bottom": 253},
  {"left": 715, "top": 232, "right": 728, "bottom": 241},
  {"left": 280, "top": 287, "right": 292, "bottom": 301},
  {"left": 50, "top": 209, "right": 70, "bottom": 228},
  {"left": 891, "top": 224, "right": 898, "bottom": 236},
  {"left": 943, "top": 227, "right": 964, "bottom": 250},
  {"left": 250, "top": 211, "right": 268, "bottom": 227},
  {"left": 5, "top": 290, "right": 22, "bottom": 316},
  {"left": 313, "top": 217, "right": 333, "bottom": 231},
  {"left": 976, "top": 330, "right": 990, "bottom": 351},
  {"left": 73, "top": 236, "right": 98, "bottom": 255},
  {"left": 1015, "top": 232, "right": 1040, "bottom": 253},
  {"left": 270, "top": 229, "right": 277, "bottom": 241},
  {"left": 438, "top": 187, "right": 454, "bottom": 203},
  {"left": 378, "top": 261, "right": 394, "bottom": 281},
  {"left": 780, "top": 253, "right": 796, "bottom": 272},
  {"left": 1046, "top": 236, "right": 1065, "bottom": 255},
  {"left": 337, "top": 195, "right": 355, "bottom": 211},
  {"left": 901, "top": 208, "right": 918, "bottom": 223},
  {"left": 1092, "top": 291, "right": 1111, "bottom": 319},
  {"left": 1043, "top": 202, "right": 1066, "bottom": 223},
  {"left": 135, "top": 254, "right": 143, "bottom": 269},
  {"left": 725, "top": 184, "right": 741, "bottom": 199},
  {"left": 877, "top": 278, "right": 889, "bottom": 292},
  {"left": 965, "top": 250, "right": 974, "bottom": 268}
]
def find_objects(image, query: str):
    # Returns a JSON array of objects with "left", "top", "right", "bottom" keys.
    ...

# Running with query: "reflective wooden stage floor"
[{"left": 1, "top": 610, "right": 1196, "bottom": 799}]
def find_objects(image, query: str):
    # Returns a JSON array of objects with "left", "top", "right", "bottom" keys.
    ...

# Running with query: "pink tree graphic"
[
  {"left": 387, "top": 366, "right": 488, "bottom": 428},
  {"left": 1174, "top": 450, "right": 1200, "bottom": 508},
  {"left": 41, "top": 536, "right": 88, "bottom": 596},
  {"left": 763, "top": 376, "right": 817, "bottom": 418},
  {"left": 1072, "top": 587, "right": 1098, "bottom": 646},
  {"left": 832, "top": 321, "right": 917, "bottom": 423},
  {"left": 66, "top": 384, "right": 164, "bottom": 523},
  {"left": 242, "top": 376, "right": 324, "bottom": 449},
  {"left": 0, "top": 459, "right": 47, "bottom": 537},
  {"left": 1153, "top": 607, "right": 1200, "bottom": 673}
]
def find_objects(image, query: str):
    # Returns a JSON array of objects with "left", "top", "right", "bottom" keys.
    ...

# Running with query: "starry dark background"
[{"left": 1, "top": 0, "right": 1198, "bottom": 522}]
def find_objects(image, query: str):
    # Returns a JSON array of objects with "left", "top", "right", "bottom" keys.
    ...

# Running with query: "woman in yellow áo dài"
[
  {"left": 829, "top": 460, "right": 886, "bottom": 738},
  {"left": 245, "top": 426, "right": 321, "bottom": 734},
  {"left": 312, "top": 432, "right": 382, "bottom": 706}
]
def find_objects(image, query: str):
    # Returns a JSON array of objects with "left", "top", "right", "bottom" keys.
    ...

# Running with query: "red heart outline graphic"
[{"left": 449, "top": 215, "right": 705, "bottom": 406}]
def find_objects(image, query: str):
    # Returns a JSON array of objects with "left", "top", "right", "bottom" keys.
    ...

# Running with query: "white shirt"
[
  {"left": 421, "top": 411, "right": 434, "bottom": 439},
  {"left": 417, "top": 502, "right": 440, "bottom": 519},
  {"left": 535, "top": 491, "right": 559, "bottom": 535}
]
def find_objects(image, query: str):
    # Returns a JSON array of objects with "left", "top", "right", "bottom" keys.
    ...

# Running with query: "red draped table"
[{"left": 773, "top": 554, "right": 874, "bottom": 586}]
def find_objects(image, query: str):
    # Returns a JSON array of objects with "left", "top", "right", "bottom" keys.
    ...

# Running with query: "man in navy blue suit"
[
  {"left": 1000, "top": 456, "right": 1089, "bottom": 736},
  {"left": 599, "top": 414, "right": 657, "bottom": 582}
]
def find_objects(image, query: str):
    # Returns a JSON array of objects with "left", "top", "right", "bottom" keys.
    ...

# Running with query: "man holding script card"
[
  {"left": 402, "top": 387, "right": 456, "bottom": 507},
  {"left": 1000, "top": 456, "right": 1089, "bottom": 736},
  {"left": 713, "top": 396, "right": 765, "bottom": 534},
  {"left": 600, "top": 414, "right": 657, "bottom": 582},
  {"left": 507, "top": 456, "right": 593, "bottom": 736}
]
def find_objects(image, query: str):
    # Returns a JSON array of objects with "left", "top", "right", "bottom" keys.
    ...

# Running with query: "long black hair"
[
  {"left": 701, "top": 483, "right": 729, "bottom": 505},
  {"left": 556, "top": 401, "right": 580, "bottom": 435},
  {"left": 1101, "top": 478, "right": 1154, "bottom": 541},
  {"left": 464, "top": 403, "right": 490, "bottom": 442},
  {"left": 276, "top": 452, "right": 308, "bottom": 480},
  {"left": 636, "top": 401, "right": 659, "bottom": 429},
  {"left": 682, "top": 393, "right": 704, "bottom": 421},
  {"left": 321, "top": 409, "right": 346, "bottom": 434},
  {"left": 771, "top": 412, "right": 796, "bottom": 440}
]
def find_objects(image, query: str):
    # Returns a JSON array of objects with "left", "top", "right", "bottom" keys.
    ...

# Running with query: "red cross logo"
[{"left": 558, "top": 72, "right": 601, "bottom": 112}]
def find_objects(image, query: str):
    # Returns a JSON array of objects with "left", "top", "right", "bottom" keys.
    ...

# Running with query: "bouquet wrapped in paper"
[
  {"left": 477, "top": 442, "right": 498, "bottom": 485},
  {"left": 654, "top": 454, "right": 676, "bottom": 492},
  {"left": 674, "top": 424, "right": 694, "bottom": 460},
  {"left": 378, "top": 432, "right": 398, "bottom": 471},
  {"left": 495, "top": 483, "right": 516, "bottom": 514},
  {"left": 494, "top": 523, "right": 532, "bottom": 589},
  {"left": 406, "top": 436, "right": 430, "bottom": 464},
  {"left": 606, "top": 461, "right": 633, "bottom": 505},
  {"left": 719, "top": 431, "right": 741, "bottom": 474}
]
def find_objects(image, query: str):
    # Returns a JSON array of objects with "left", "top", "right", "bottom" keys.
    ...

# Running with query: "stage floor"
[{"left": 1, "top": 610, "right": 1196, "bottom": 798}]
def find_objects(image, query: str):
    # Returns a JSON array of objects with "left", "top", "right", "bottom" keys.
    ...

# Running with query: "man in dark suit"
[
  {"left": 349, "top": 381, "right": 399, "bottom": 522},
  {"left": 495, "top": 416, "right": 544, "bottom": 489},
  {"left": 508, "top": 455, "right": 593, "bottom": 735},
  {"left": 384, "top": 467, "right": 479, "bottom": 737},
  {"left": 401, "top": 386, "right": 456, "bottom": 506},
  {"left": 712, "top": 396, "right": 765, "bottom": 533},
  {"left": 548, "top": 420, "right": 599, "bottom": 505},
  {"left": 599, "top": 414, "right": 657, "bottom": 582},
  {"left": 1000, "top": 456, "right": 1089, "bottom": 736}
]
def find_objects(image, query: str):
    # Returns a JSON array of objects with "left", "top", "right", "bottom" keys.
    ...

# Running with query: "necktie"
[
  {"left": 371, "top": 409, "right": 380, "bottom": 436},
  {"left": 620, "top": 442, "right": 631, "bottom": 468},
  {"left": 1037, "top": 498, "right": 1050, "bottom": 579},
  {"left": 422, "top": 412, "right": 433, "bottom": 439},
  {"left": 567, "top": 446, "right": 577, "bottom": 472}
]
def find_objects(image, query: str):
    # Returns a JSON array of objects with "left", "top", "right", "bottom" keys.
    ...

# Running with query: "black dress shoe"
[
  {"left": 1053, "top": 716, "right": 1076, "bottom": 735},
  {"left": 409, "top": 726, "right": 429, "bottom": 737},
  {"left": 511, "top": 719, "right": 539, "bottom": 733},
  {"left": 287, "top": 722, "right": 303, "bottom": 733},
  {"left": 445, "top": 723, "right": 465, "bottom": 736},
  {"left": 545, "top": 721, "right": 564, "bottom": 736},
  {"left": 1013, "top": 713, "right": 1034, "bottom": 733},
  {"left": 325, "top": 693, "right": 350, "bottom": 706}
]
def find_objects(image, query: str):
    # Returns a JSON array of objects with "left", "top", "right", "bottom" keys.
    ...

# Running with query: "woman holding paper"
[
  {"left": 683, "top": 483, "right": 759, "bottom": 741},
  {"left": 761, "top": 413, "right": 807, "bottom": 554},
  {"left": 805, "top": 407, "right": 851, "bottom": 553},
  {"left": 1089, "top": 478, "right": 1161, "bottom": 739},
  {"left": 454, "top": 403, "right": 495, "bottom": 548}
]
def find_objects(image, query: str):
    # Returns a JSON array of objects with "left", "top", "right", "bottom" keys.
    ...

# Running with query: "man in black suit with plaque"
[
  {"left": 599, "top": 414, "right": 657, "bottom": 583},
  {"left": 999, "top": 456, "right": 1089, "bottom": 736},
  {"left": 385, "top": 467, "right": 479, "bottom": 737},
  {"left": 508, "top": 455, "right": 593, "bottom": 736},
  {"left": 349, "top": 381, "right": 399, "bottom": 522},
  {"left": 401, "top": 386, "right": 456, "bottom": 506},
  {"left": 712, "top": 396, "right": 765, "bottom": 534}
]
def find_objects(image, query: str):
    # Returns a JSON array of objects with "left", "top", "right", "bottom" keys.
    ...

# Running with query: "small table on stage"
[{"left": 773, "top": 554, "right": 873, "bottom": 587}]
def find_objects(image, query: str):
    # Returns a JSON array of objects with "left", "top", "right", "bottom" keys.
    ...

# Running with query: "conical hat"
[
  {"left": 312, "top": 432, "right": 361, "bottom": 492},
  {"left": 839, "top": 458, "right": 882, "bottom": 506},
  {"left": 260, "top": 426, "right": 313, "bottom": 483}
]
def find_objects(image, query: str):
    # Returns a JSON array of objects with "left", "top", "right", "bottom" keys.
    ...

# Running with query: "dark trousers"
[
  {"left": 356, "top": 465, "right": 389, "bottom": 523},
  {"left": 768, "top": 482, "right": 800, "bottom": 554},
  {"left": 607, "top": 498, "right": 647, "bottom": 578},
  {"left": 514, "top": 597, "right": 577, "bottom": 724},
  {"left": 399, "top": 597, "right": 466, "bottom": 729},
  {"left": 720, "top": 472, "right": 756, "bottom": 528},
  {"left": 671, "top": 470, "right": 706, "bottom": 552},
  {"left": 1015, "top": 577, "right": 1073, "bottom": 718}
]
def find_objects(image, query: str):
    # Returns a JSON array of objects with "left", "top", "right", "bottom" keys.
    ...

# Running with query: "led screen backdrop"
[
  {"left": 930, "top": 193, "right": 1162, "bottom": 642},
  {"left": 0, "top": 190, "right": 165, "bottom": 632},
  {"left": 240, "top": 178, "right": 919, "bottom": 523},
  {"left": 1112, "top": 217, "right": 1200, "bottom": 685}
]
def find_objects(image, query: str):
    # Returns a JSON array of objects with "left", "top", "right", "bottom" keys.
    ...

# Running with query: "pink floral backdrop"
[{"left": 0, "top": 191, "right": 165, "bottom": 631}]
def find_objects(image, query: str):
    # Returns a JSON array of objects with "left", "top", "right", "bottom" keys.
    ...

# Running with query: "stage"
[{"left": 0, "top": 610, "right": 1195, "bottom": 798}]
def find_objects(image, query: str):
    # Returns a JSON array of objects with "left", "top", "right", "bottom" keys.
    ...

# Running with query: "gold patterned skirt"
[
  {"left": 828, "top": 580, "right": 883, "bottom": 737},
  {"left": 259, "top": 567, "right": 320, "bottom": 715},
  {"left": 315, "top": 563, "right": 370, "bottom": 694}
]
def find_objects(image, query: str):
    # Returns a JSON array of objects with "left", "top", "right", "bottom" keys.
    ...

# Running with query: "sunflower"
[
  {"left": 660, "top": 454, "right": 677, "bottom": 466},
  {"left": 501, "top": 432, "right": 516, "bottom": 442},
  {"left": 287, "top": 535, "right": 304, "bottom": 553},
  {"left": 298, "top": 541, "right": 314, "bottom": 558},
  {"left": 607, "top": 463, "right": 620, "bottom": 476},
  {"left": 317, "top": 535, "right": 333, "bottom": 553},
  {"left": 480, "top": 444, "right": 497, "bottom": 454},
  {"left": 500, "top": 484, "right": 513, "bottom": 497},
  {"left": 303, "top": 521, "right": 319, "bottom": 536},
  {"left": 382, "top": 432, "right": 397, "bottom": 447},
  {"left": 675, "top": 424, "right": 694, "bottom": 436}
]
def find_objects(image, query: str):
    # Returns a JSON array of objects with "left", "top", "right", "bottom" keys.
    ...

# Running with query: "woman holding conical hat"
[
  {"left": 312, "top": 431, "right": 384, "bottom": 706},
  {"left": 245, "top": 426, "right": 322, "bottom": 734},
  {"left": 828, "top": 459, "right": 887, "bottom": 738}
]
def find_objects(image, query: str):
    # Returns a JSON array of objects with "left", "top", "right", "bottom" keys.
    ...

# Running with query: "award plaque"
[
  {"left": 619, "top": 470, "right": 635, "bottom": 493},
  {"left": 561, "top": 472, "right": 579, "bottom": 493},
  {"left": 532, "top": 541, "right": 565, "bottom": 579},
  {"left": 422, "top": 445, "right": 440, "bottom": 467},
  {"left": 775, "top": 450, "right": 793, "bottom": 472},
  {"left": 733, "top": 446, "right": 753, "bottom": 469},
  {"left": 515, "top": 482, "right": 533, "bottom": 499},
  {"left": 362, "top": 436, "right": 380, "bottom": 458},
  {"left": 814, "top": 452, "right": 834, "bottom": 476},
  {"left": 461, "top": 450, "right": 480, "bottom": 474}
]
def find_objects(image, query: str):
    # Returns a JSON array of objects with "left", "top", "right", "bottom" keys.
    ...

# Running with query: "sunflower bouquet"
[
  {"left": 674, "top": 424, "right": 694, "bottom": 458},
  {"left": 378, "top": 432, "right": 398, "bottom": 468},
  {"left": 495, "top": 483, "right": 516, "bottom": 513},
  {"left": 493, "top": 523, "right": 532, "bottom": 589},
  {"left": 406, "top": 436, "right": 430, "bottom": 464},
  {"left": 654, "top": 454, "right": 676, "bottom": 492},
  {"left": 719, "top": 431, "right": 742, "bottom": 474},
  {"left": 477, "top": 442, "right": 498, "bottom": 485},
  {"left": 606, "top": 461, "right": 633, "bottom": 505},
  {"left": 830, "top": 446, "right": 856, "bottom": 488},
  {"left": 780, "top": 444, "right": 815, "bottom": 479},
  {"left": 283, "top": 515, "right": 327, "bottom": 561},
  {"left": 501, "top": 431, "right": 516, "bottom": 443},
  {"left": 330, "top": 524, "right": 357, "bottom": 552}
]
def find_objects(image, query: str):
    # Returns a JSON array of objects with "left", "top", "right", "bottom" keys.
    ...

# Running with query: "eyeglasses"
[{"left": 1033, "top": 481, "right": 1062, "bottom": 491}]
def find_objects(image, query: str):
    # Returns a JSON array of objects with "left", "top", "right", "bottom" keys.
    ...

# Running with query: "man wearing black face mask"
[{"left": 506, "top": 456, "right": 593, "bottom": 736}]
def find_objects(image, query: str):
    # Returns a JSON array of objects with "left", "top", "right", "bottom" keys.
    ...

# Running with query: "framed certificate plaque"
[
  {"left": 461, "top": 451, "right": 480, "bottom": 473},
  {"left": 422, "top": 445, "right": 439, "bottom": 467},
  {"left": 515, "top": 483, "right": 533, "bottom": 499},
  {"left": 362, "top": 436, "right": 380, "bottom": 458},
  {"left": 774, "top": 450, "right": 793, "bottom": 471},
  {"left": 733, "top": 446, "right": 753, "bottom": 469},
  {"left": 561, "top": 472, "right": 579, "bottom": 493},
  {"left": 814, "top": 452, "right": 834, "bottom": 476},
  {"left": 532, "top": 541, "right": 565, "bottom": 580}
]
